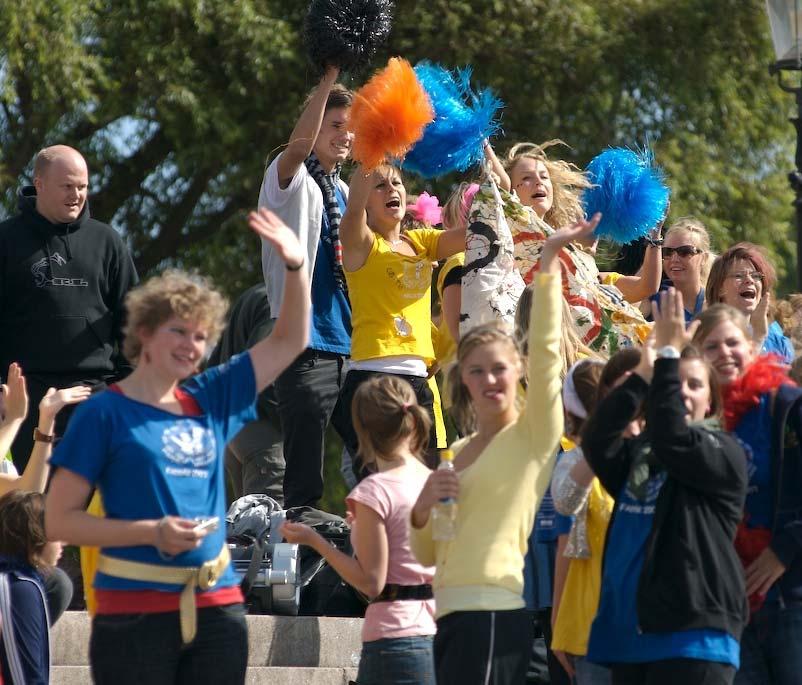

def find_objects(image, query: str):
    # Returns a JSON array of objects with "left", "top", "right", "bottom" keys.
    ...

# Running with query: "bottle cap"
[{"left": 441, "top": 449, "right": 455, "bottom": 462}]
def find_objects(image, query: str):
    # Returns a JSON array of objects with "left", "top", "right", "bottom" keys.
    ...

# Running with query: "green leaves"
[{"left": 0, "top": 0, "right": 796, "bottom": 294}]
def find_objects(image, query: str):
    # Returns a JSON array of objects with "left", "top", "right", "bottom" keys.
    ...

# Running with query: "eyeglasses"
[
  {"left": 662, "top": 245, "right": 702, "bottom": 259},
  {"left": 725, "top": 271, "right": 764, "bottom": 284}
]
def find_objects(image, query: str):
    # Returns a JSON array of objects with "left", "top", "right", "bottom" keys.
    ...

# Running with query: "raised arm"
[
  {"left": 0, "top": 363, "right": 26, "bottom": 463},
  {"left": 10, "top": 386, "right": 91, "bottom": 494},
  {"left": 435, "top": 225, "right": 467, "bottom": 261},
  {"left": 276, "top": 67, "right": 340, "bottom": 188},
  {"left": 605, "top": 243, "right": 662, "bottom": 303},
  {"left": 339, "top": 165, "right": 376, "bottom": 270},
  {"left": 484, "top": 142, "right": 510, "bottom": 191},
  {"left": 524, "top": 215, "right": 601, "bottom": 439},
  {"left": 645, "top": 289, "right": 748, "bottom": 493},
  {"left": 247, "top": 209, "right": 310, "bottom": 391}
]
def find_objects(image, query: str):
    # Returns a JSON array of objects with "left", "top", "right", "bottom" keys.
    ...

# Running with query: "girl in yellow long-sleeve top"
[{"left": 410, "top": 212, "right": 601, "bottom": 685}]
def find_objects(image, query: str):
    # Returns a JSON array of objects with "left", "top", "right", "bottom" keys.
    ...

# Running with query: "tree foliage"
[{"left": 0, "top": 0, "right": 797, "bottom": 293}]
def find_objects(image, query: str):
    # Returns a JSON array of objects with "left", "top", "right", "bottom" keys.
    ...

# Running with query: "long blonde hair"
[
  {"left": 504, "top": 141, "right": 592, "bottom": 229},
  {"left": 514, "top": 282, "right": 603, "bottom": 379}
]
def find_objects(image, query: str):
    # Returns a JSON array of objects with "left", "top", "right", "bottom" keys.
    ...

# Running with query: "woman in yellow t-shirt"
[{"left": 332, "top": 164, "right": 466, "bottom": 477}]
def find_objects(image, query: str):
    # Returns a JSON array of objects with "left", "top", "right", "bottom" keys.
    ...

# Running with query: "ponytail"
[{"left": 351, "top": 375, "right": 432, "bottom": 466}]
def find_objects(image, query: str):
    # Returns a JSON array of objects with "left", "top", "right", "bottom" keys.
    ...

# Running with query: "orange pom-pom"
[{"left": 349, "top": 57, "right": 434, "bottom": 170}]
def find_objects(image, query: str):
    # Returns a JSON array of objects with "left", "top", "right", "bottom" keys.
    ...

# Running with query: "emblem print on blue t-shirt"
[{"left": 162, "top": 420, "right": 216, "bottom": 469}]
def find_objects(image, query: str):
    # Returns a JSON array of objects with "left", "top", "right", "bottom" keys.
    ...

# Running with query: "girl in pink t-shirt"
[{"left": 281, "top": 375, "right": 435, "bottom": 685}]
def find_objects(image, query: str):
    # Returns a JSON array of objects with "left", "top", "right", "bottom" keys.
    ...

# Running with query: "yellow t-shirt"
[
  {"left": 80, "top": 491, "right": 106, "bottom": 615},
  {"left": 551, "top": 477, "right": 614, "bottom": 655},
  {"left": 410, "top": 272, "right": 564, "bottom": 619},
  {"left": 346, "top": 228, "right": 442, "bottom": 364}
]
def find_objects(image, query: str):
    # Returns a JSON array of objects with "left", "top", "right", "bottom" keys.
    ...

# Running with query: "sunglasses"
[{"left": 662, "top": 245, "right": 702, "bottom": 259}]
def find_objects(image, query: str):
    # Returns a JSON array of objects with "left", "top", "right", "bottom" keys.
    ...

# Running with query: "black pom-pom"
[{"left": 304, "top": 0, "right": 394, "bottom": 74}]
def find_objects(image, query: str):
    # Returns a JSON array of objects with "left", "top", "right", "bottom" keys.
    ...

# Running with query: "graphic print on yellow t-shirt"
[{"left": 346, "top": 228, "right": 442, "bottom": 364}]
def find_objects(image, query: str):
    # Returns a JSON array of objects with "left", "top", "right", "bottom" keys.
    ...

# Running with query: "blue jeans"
[
  {"left": 89, "top": 603, "right": 248, "bottom": 685},
  {"left": 735, "top": 601, "right": 802, "bottom": 685},
  {"left": 356, "top": 635, "right": 435, "bottom": 685}
]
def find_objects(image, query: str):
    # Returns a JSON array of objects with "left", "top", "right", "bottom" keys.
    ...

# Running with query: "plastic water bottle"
[{"left": 432, "top": 449, "right": 457, "bottom": 541}]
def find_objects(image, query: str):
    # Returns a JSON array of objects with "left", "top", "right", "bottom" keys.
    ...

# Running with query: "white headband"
[{"left": 563, "top": 359, "right": 604, "bottom": 419}]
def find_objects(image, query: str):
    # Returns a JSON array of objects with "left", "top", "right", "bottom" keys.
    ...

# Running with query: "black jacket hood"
[
  {"left": 16, "top": 185, "right": 93, "bottom": 266},
  {"left": 17, "top": 185, "right": 91, "bottom": 239}
]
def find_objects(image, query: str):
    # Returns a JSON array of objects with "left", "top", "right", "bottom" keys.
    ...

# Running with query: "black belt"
[{"left": 372, "top": 583, "right": 433, "bottom": 603}]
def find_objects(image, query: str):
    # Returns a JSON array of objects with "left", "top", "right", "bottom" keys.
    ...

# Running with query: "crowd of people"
[{"left": 1, "top": 64, "right": 802, "bottom": 685}]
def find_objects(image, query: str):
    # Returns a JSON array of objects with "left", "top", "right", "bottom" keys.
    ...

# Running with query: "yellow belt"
[{"left": 97, "top": 545, "right": 230, "bottom": 644}]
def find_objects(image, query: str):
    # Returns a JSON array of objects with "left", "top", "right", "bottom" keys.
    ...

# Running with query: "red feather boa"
[{"left": 722, "top": 354, "right": 794, "bottom": 431}]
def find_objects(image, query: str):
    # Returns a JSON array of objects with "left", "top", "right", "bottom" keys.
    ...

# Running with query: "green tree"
[{"left": 1, "top": 0, "right": 796, "bottom": 292}]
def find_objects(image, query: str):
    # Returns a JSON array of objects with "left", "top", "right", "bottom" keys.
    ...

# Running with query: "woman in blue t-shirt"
[
  {"left": 582, "top": 289, "right": 749, "bottom": 685},
  {"left": 45, "top": 209, "right": 310, "bottom": 685}
]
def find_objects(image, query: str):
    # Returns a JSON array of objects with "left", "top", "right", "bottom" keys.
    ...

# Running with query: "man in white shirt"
[{"left": 257, "top": 67, "right": 353, "bottom": 508}]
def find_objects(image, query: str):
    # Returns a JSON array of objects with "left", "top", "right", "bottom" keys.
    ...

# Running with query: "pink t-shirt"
[{"left": 347, "top": 467, "right": 436, "bottom": 642}]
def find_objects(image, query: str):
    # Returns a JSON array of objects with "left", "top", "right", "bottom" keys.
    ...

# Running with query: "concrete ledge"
[
  {"left": 52, "top": 666, "right": 359, "bottom": 685},
  {"left": 52, "top": 612, "right": 363, "bottom": 668}
]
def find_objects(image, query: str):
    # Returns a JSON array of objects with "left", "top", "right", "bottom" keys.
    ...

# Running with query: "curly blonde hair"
[
  {"left": 504, "top": 141, "right": 592, "bottom": 229},
  {"left": 122, "top": 270, "right": 228, "bottom": 363}
]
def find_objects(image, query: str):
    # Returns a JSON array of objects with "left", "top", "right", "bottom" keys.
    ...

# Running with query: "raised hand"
[
  {"left": 39, "top": 385, "right": 92, "bottom": 423},
  {"left": 751, "top": 291, "right": 770, "bottom": 344},
  {"left": 248, "top": 208, "right": 305, "bottom": 270},
  {"left": 541, "top": 213, "right": 602, "bottom": 275},
  {"left": 1, "top": 363, "right": 28, "bottom": 424},
  {"left": 653, "top": 288, "right": 696, "bottom": 351}
]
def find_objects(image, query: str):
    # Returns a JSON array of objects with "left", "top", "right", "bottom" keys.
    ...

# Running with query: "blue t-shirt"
[
  {"left": 523, "top": 454, "right": 573, "bottom": 611},
  {"left": 310, "top": 186, "right": 351, "bottom": 354},
  {"left": 762, "top": 321, "right": 794, "bottom": 364},
  {"left": 648, "top": 281, "right": 704, "bottom": 324},
  {"left": 735, "top": 396, "right": 774, "bottom": 529},
  {"left": 587, "top": 465, "right": 739, "bottom": 667},
  {"left": 50, "top": 352, "right": 258, "bottom": 592}
]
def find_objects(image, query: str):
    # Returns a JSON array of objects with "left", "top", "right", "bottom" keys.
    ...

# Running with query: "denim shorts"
[{"left": 356, "top": 634, "right": 435, "bottom": 685}]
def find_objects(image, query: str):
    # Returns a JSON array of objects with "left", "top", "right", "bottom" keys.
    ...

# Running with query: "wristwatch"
[
  {"left": 656, "top": 345, "right": 681, "bottom": 360},
  {"left": 645, "top": 236, "right": 664, "bottom": 247},
  {"left": 32, "top": 428, "right": 54, "bottom": 443}
]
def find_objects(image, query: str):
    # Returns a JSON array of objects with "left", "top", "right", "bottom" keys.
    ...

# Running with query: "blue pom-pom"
[
  {"left": 583, "top": 147, "right": 670, "bottom": 244},
  {"left": 401, "top": 62, "right": 502, "bottom": 179}
]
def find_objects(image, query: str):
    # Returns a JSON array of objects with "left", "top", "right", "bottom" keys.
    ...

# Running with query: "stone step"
[
  {"left": 52, "top": 666, "right": 358, "bottom": 685},
  {"left": 52, "top": 612, "right": 364, "bottom": 668}
]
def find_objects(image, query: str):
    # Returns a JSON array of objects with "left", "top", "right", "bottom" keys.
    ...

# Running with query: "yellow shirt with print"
[{"left": 346, "top": 228, "right": 442, "bottom": 363}]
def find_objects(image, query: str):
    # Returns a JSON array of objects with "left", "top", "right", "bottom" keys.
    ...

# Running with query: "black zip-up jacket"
[
  {"left": 582, "top": 358, "right": 749, "bottom": 639},
  {"left": 0, "top": 187, "right": 138, "bottom": 381}
]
